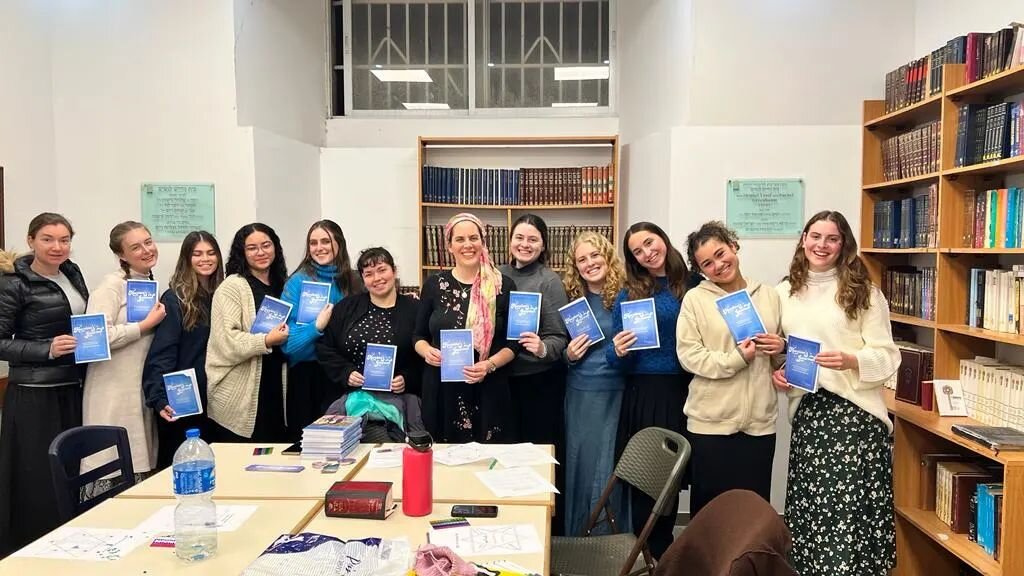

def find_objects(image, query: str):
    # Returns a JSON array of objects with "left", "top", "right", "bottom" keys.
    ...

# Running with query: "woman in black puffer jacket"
[{"left": 0, "top": 213, "right": 89, "bottom": 558}]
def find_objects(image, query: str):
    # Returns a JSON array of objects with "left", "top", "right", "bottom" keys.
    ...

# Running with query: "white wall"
[
  {"left": 0, "top": 0, "right": 56, "bottom": 250},
  {"left": 914, "top": 0, "right": 1023, "bottom": 54},
  {"left": 253, "top": 128, "right": 322, "bottom": 268}
]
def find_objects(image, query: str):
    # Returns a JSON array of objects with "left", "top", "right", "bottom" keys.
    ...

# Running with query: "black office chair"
[{"left": 48, "top": 425, "right": 137, "bottom": 521}]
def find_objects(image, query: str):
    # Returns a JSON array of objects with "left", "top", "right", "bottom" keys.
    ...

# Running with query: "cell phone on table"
[{"left": 451, "top": 504, "right": 498, "bottom": 518}]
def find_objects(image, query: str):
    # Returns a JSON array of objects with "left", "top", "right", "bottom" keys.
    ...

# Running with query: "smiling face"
[
  {"left": 244, "top": 231, "right": 276, "bottom": 273},
  {"left": 28, "top": 224, "right": 73, "bottom": 269},
  {"left": 308, "top": 226, "right": 337, "bottom": 266},
  {"left": 802, "top": 219, "right": 842, "bottom": 272},
  {"left": 361, "top": 261, "right": 397, "bottom": 299},
  {"left": 694, "top": 238, "right": 740, "bottom": 286},
  {"left": 447, "top": 220, "right": 484, "bottom": 268},
  {"left": 510, "top": 222, "right": 544, "bottom": 267},
  {"left": 119, "top": 227, "right": 158, "bottom": 273},
  {"left": 627, "top": 230, "right": 667, "bottom": 276},
  {"left": 574, "top": 240, "right": 608, "bottom": 287},
  {"left": 190, "top": 240, "right": 219, "bottom": 278}
]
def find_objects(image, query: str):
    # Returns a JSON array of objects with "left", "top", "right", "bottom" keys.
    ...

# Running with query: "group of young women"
[{"left": 0, "top": 208, "right": 900, "bottom": 575}]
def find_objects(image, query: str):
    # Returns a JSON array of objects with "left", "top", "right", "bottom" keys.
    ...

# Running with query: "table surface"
[
  {"left": 302, "top": 502, "right": 551, "bottom": 574},
  {"left": 352, "top": 443, "right": 557, "bottom": 508},
  {"left": 0, "top": 498, "right": 322, "bottom": 576},
  {"left": 119, "top": 443, "right": 373, "bottom": 500}
]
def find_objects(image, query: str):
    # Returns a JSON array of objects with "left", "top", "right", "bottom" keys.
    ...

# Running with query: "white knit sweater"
[{"left": 776, "top": 268, "right": 901, "bottom": 431}]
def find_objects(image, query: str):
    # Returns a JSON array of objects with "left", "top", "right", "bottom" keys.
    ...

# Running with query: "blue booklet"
[
  {"left": 251, "top": 296, "right": 293, "bottom": 334},
  {"left": 506, "top": 291, "right": 542, "bottom": 340},
  {"left": 163, "top": 368, "right": 203, "bottom": 418},
  {"left": 362, "top": 343, "right": 397, "bottom": 392},
  {"left": 125, "top": 279, "right": 158, "bottom": 323},
  {"left": 714, "top": 289, "right": 767, "bottom": 343},
  {"left": 296, "top": 281, "right": 332, "bottom": 325},
  {"left": 558, "top": 296, "right": 605, "bottom": 344},
  {"left": 440, "top": 329, "right": 474, "bottom": 382},
  {"left": 71, "top": 313, "right": 111, "bottom": 364},
  {"left": 621, "top": 298, "right": 660, "bottom": 351},
  {"left": 785, "top": 335, "right": 822, "bottom": 393}
]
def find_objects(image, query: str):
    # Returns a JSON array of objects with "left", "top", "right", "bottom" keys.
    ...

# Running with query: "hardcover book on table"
[
  {"left": 784, "top": 335, "right": 821, "bottom": 393},
  {"left": 325, "top": 481, "right": 395, "bottom": 520},
  {"left": 125, "top": 279, "right": 159, "bottom": 323},
  {"left": 714, "top": 289, "right": 766, "bottom": 343},
  {"left": 440, "top": 329, "right": 474, "bottom": 382},
  {"left": 71, "top": 313, "right": 111, "bottom": 364},
  {"left": 296, "top": 281, "right": 332, "bottom": 325},
  {"left": 620, "top": 298, "right": 659, "bottom": 351},
  {"left": 163, "top": 368, "right": 203, "bottom": 418},
  {"left": 558, "top": 296, "right": 605, "bottom": 345},
  {"left": 362, "top": 343, "right": 397, "bottom": 392},
  {"left": 251, "top": 296, "right": 293, "bottom": 334},
  {"left": 506, "top": 291, "right": 542, "bottom": 340}
]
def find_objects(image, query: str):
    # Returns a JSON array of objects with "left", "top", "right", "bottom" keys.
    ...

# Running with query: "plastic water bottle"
[{"left": 172, "top": 428, "right": 217, "bottom": 561}]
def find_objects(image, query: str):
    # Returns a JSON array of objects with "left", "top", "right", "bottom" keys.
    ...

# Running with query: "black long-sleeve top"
[{"left": 142, "top": 290, "right": 212, "bottom": 411}]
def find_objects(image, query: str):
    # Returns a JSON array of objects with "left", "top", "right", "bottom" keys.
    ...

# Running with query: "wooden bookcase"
[
  {"left": 863, "top": 64, "right": 1024, "bottom": 576},
  {"left": 416, "top": 135, "right": 620, "bottom": 284}
]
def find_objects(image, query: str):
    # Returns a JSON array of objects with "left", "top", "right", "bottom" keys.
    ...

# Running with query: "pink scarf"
[{"left": 445, "top": 213, "right": 502, "bottom": 360}]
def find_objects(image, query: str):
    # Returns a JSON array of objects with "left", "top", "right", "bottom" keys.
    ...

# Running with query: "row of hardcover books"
[
  {"left": 966, "top": 267, "right": 1024, "bottom": 335},
  {"left": 882, "top": 266, "right": 935, "bottom": 320},
  {"left": 959, "top": 357, "right": 1024, "bottom": 432},
  {"left": 880, "top": 121, "right": 940, "bottom": 181},
  {"left": 421, "top": 165, "right": 614, "bottom": 206},
  {"left": 884, "top": 24, "right": 1024, "bottom": 113},
  {"left": 870, "top": 185, "right": 937, "bottom": 249},
  {"left": 953, "top": 101, "right": 1023, "bottom": 167},
  {"left": 931, "top": 458, "right": 1004, "bottom": 560},
  {"left": 423, "top": 224, "right": 614, "bottom": 269},
  {"left": 961, "top": 187, "right": 1024, "bottom": 248}
]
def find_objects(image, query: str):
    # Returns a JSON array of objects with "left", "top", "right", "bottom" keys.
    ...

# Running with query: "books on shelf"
[
  {"left": 964, "top": 266, "right": 1024, "bottom": 333},
  {"left": 871, "top": 184, "right": 937, "bottom": 248},
  {"left": 880, "top": 121, "right": 940, "bottom": 181},
  {"left": 422, "top": 224, "right": 613, "bottom": 268},
  {"left": 421, "top": 165, "right": 613, "bottom": 206},
  {"left": 966, "top": 25, "right": 1024, "bottom": 84},
  {"left": 954, "top": 101, "right": 1023, "bottom": 168},
  {"left": 961, "top": 188, "right": 1024, "bottom": 248},
  {"left": 883, "top": 266, "right": 936, "bottom": 320},
  {"left": 958, "top": 357, "right": 1024, "bottom": 432}
]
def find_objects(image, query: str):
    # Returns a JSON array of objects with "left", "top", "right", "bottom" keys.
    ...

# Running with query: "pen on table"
[{"left": 488, "top": 458, "right": 497, "bottom": 470}]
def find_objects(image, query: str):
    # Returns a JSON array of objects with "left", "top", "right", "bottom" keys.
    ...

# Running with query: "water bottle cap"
[
  {"left": 407, "top": 430, "right": 433, "bottom": 452},
  {"left": 185, "top": 428, "right": 200, "bottom": 439}
]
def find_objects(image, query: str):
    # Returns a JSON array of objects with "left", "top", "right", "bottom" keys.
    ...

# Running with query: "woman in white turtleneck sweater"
[{"left": 772, "top": 211, "right": 900, "bottom": 576}]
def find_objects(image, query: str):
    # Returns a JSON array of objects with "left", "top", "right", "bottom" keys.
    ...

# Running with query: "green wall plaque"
[
  {"left": 726, "top": 178, "right": 804, "bottom": 238},
  {"left": 141, "top": 183, "right": 216, "bottom": 242}
]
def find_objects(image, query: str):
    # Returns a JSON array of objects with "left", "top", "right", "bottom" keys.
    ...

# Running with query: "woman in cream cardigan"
[{"left": 206, "top": 223, "right": 290, "bottom": 442}]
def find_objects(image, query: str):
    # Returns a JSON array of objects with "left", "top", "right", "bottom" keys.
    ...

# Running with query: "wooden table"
[
  {"left": 119, "top": 443, "right": 373, "bottom": 500},
  {"left": 0, "top": 498, "right": 321, "bottom": 575},
  {"left": 352, "top": 443, "right": 557, "bottom": 508},
  {"left": 302, "top": 502, "right": 550, "bottom": 574}
]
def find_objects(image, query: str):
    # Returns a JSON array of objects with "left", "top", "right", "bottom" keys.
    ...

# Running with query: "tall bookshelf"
[
  {"left": 863, "top": 64, "right": 1024, "bottom": 576},
  {"left": 417, "top": 135, "right": 620, "bottom": 284}
]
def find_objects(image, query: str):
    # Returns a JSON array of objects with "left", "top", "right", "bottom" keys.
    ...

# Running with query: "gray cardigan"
[{"left": 499, "top": 260, "right": 570, "bottom": 377}]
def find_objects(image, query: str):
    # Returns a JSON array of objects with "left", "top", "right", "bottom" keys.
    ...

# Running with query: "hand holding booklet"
[
  {"left": 362, "top": 343, "right": 397, "bottom": 391},
  {"left": 251, "top": 296, "right": 292, "bottom": 334},
  {"left": 714, "top": 289, "right": 766, "bottom": 343},
  {"left": 784, "top": 335, "right": 821, "bottom": 393},
  {"left": 296, "top": 281, "right": 332, "bottom": 324},
  {"left": 620, "top": 298, "right": 659, "bottom": 351},
  {"left": 163, "top": 368, "right": 203, "bottom": 418},
  {"left": 440, "top": 329, "right": 474, "bottom": 382},
  {"left": 71, "top": 313, "right": 111, "bottom": 364},
  {"left": 558, "top": 296, "right": 605, "bottom": 344},
  {"left": 125, "top": 279, "right": 158, "bottom": 323},
  {"left": 506, "top": 291, "right": 542, "bottom": 340}
]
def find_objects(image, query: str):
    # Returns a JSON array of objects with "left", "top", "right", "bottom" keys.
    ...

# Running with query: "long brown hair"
[
  {"left": 562, "top": 231, "right": 625, "bottom": 310},
  {"left": 170, "top": 231, "right": 224, "bottom": 331},
  {"left": 787, "top": 210, "right": 871, "bottom": 320},
  {"left": 622, "top": 222, "right": 688, "bottom": 301},
  {"left": 108, "top": 221, "right": 153, "bottom": 280},
  {"left": 294, "top": 220, "right": 361, "bottom": 296}
]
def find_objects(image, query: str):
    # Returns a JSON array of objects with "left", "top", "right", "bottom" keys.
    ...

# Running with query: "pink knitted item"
[{"left": 412, "top": 543, "right": 478, "bottom": 576}]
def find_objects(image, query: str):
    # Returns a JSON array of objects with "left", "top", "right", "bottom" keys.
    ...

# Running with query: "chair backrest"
[
  {"left": 48, "top": 425, "right": 136, "bottom": 522},
  {"left": 614, "top": 427, "right": 691, "bottom": 517}
]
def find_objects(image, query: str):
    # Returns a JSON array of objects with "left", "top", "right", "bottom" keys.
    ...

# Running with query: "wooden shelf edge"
[
  {"left": 861, "top": 248, "right": 938, "bottom": 254},
  {"left": 944, "top": 248, "right": 1024, "bottom": 254},
  {"left": 863, "top": 173, "right": 940, "bottom": 191},
  {"left": 891, "top": 395, "right": 1024, "bottom": 465},
  {"left": 946, "top": 64, "right": 1024, "bottom": 98},
  {"left": 422, "top": 203, "right": 615, "bottom": 210},
  {"left": 937, "top": 323, "right": 1024, "bottom": 348},
  {"left": 420, "top": 135, "right": 618, "bottom": 147},
  {"left": 864, "top": 95, "right": 942, "bottom": 128},
  {"left": 889, "top": 314, "right": 936, "bottom": 328},
  {"left": 895, "top": 506, "right": 1002, "bottom": 576},
  {"left": 943, "top": 155, "right": 1024, "bottom": 177}
]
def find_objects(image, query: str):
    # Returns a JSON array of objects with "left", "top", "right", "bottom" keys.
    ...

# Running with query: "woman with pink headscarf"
[{"left": 413, "top": 213, "right": 521, "bottom": 442}]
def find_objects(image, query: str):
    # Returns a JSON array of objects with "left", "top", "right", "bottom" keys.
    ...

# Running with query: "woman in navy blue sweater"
[
  {"left": 607, "top": 221, "right": 696, "bottom": 559},
  {"left": 142, "top": 231, "right": 224, "bottom": 468}
]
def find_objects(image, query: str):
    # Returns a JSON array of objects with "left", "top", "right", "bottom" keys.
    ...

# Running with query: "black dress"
[{"left": 414, "top": 271, "right": 519, "bottom": 443}]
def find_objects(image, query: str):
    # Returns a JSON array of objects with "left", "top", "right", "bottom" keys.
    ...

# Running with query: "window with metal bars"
[{"left": 330, "top": 0, "right": 612, "bottom": 115}]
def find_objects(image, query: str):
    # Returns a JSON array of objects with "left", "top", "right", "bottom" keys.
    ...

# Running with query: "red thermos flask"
[{"left": 402, "top": 431, "right": 433, "bottom": 516}]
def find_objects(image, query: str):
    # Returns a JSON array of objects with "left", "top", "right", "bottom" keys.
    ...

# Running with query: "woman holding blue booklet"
[
  {"left": 414, "top": 213, "right": 520, "bottom": 443},
  {"left": 82, "top": 221, "right": 167, "bottom": 493},
  {"left": 560, "top": 230, "right": 627, "bottom": 537},
  {"left": 142, "top": 231, "right": 224, "bottom": 469},
  {"left": 281, "top": 220, "right": 362, "bottom": 440},
  {"left": 771, "top": 211, "right": 900, "bottom": 575},
  {"left": 675, "top": 221, "right": 783, "bottom": 518},
  {"left": 206, "top": 223, "right": 291, "bottom": 443},
  {"left": 0, "top": 213, "right": 90, "bottom": 556}
]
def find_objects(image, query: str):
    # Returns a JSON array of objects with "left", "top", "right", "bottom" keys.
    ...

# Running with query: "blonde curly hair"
[{"left": 562, "top": 231, "right": 626, "bottom": 310}]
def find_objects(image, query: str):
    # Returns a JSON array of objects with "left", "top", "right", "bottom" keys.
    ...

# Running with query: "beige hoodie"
[{"left": 676, "top": 278, "right": 781, "bottom": 436}]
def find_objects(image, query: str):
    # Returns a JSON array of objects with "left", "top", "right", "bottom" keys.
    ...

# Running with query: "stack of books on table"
[{"left": 301, "top": 415, "right": 363, "bottom": 460}]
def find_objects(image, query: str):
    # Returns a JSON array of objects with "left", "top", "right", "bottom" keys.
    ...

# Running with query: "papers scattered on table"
[
  {"left": 12, "top": 527, "right": 147, "bottom": 561},
  {"left": 489, "top": 444, "right": 559, "bottom": 468},
  {"left": 475, "top": 467, "right": 559, "bottom": 498},
  {"left": 241, "top": 533, "right": 411, "bottom": 576},
  {"left": 366, "top": 446, "right": 403, "bottom": 468},
  {"left": 134, "top": 504, "right": 258, "bottom": 536},
  {"left": 434, "top": 442, "right": 491, "bottom": 466},
  {"left": 427, "top": 524, "right": 542, "bottom": 557}
]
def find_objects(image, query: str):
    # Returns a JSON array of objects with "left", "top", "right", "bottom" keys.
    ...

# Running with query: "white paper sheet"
[
  {"left": 367, "top": 447, "right": 403, "bottom": 468},
  {"left": 12, "top": 527, "right": 146, "bottom": 561},
  {"left": 474, "top": 467, "right": 559, "bottom": 498},
  {"left": 489, "top": 443, "right": 559, "bottom": 468},
  {"left": 134, "top": 504, "right": 259, "bottom": 536},
  {"left": 434, "top": 442, "right": 491, "bottom": 466},
  {"left": 428, "top": 524, "right": 542, "bottom": 556}
]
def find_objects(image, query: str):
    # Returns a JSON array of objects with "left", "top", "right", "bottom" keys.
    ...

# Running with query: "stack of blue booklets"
[
  {"left": 784, "top": 335, "right": 821, "bottom": 393},
  {"left": 296, "top": 281, "right": 332, "bottom": 325},
  {"left": 440, "top": 329, "right": 474, "bottom": 382},
  {"left": 70, "top": 313, "right": 111, "bottom": 364},
  {"left": 125, "top": 279, "right": 159, "bottom": 323},
  {"left": 300, "top": 415, "right": 363, "bottom": 460},
  {"left": 558, "top": 297, "right": 605, "bottom": 344},
  {"left": 714, "top": 289, "right": 766, "bottom": 343},
  {"left": 163, "top": 368, "right": 203, "bottom": 418},
  {"left": 620, "top": 298, "right": 660, "bottom": 351},
  {"left": 251, "top": 296, "right": 293, "bottom": 334},
  {"left": 362, "top": 343, "right": 397, "bottom": 392},
  {"left": 506, "top": 291, "right": 542, "bottom": 340}
]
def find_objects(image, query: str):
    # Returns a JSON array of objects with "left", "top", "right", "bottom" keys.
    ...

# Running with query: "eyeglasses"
[{"left": 245, "top": 242, "right": 274, "bottom": 254}]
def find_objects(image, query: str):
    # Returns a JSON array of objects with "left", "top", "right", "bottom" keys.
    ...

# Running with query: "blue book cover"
[
  {"left": 621, "top": 298, "right": 660, "bottom": 351},
  {"left": 71, "top": 313, "right": 111, "bottom": 364},
  {"left": 785, "top": 335, "right": 821, "bottom": 393},
  {"left": 296, "top": 281, "right": 332, "bottom": 325},
  {"left": 506, "top": 291, "right": 542, "bottom": 340},
  {"left": 125, "top": 279, "right": 158, "bottom": 323},
  {"left": 558, "top": 296, "right": 605, "bottom": 344},
  {"left": 251, "top": 296, "right": 293, "bottom": 334},
  {"left": 714, "top": 289, "right": 767, "bottom": 343},
  {"left": 440, "top": 329, "right": 474, "bottom": 382},
  {"left": 362, "top": 343, "right": 397, "bottom": 392},
  {"left": 163, "top": 368, "right": 203, "bottom": 418}
]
